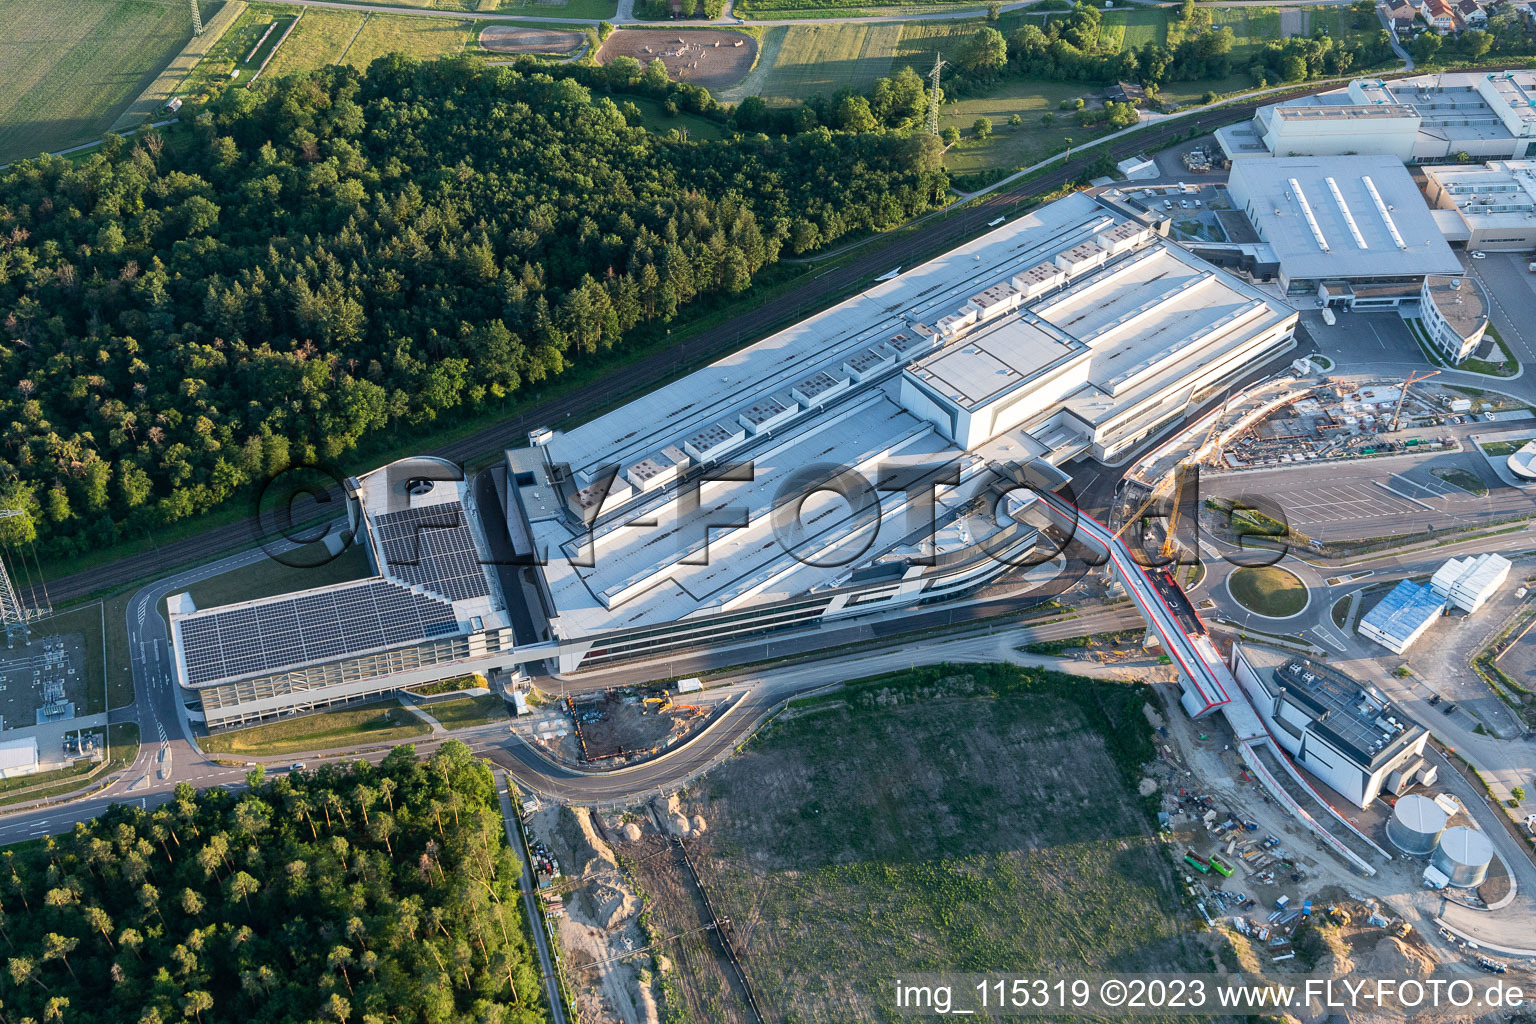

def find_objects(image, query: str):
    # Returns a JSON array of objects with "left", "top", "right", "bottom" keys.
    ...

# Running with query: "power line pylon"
[
  {"left": 926, "top": 52, "right": 946, "bottom": 137},
  {"left": 0, "top": 510, "right": 31, "bottom": 648},
  {"left": 190, "top": 0, "right": 204, "bottom": 35}
]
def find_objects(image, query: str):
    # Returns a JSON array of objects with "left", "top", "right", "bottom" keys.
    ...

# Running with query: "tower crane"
[{"left": 1389, "top": 369, "right": 1440, "bottom": 433}]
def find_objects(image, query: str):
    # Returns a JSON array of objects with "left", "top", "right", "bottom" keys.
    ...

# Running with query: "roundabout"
[{"left": 1226, "top": 565, "right": 1311, "bottom": 620}]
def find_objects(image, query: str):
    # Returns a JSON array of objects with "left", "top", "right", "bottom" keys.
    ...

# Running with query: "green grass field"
[
  {"left": 178, "top": 2, "right": 291, "bottom": 96},
  {"left": 1432, "top": 466, "right": 1491, "bottom": 496},
  {"left": 676, "top": 665, "right": 1201, "bottom": 1022},
  {"left": 1227, "top": 565, "right": 1309, "bottom": 618},
  {"left": 200, "top": 701, "right": 428, "bottom": 755},
  {"left": 932, "top": 77, "right": 1092, "bottom": 178},
  {"left": 739, "top": 23, "right": 902, "bottom": 105},
  {"left": 266, "top": 9, "right": 367, "bottom": 76},
  {"left": 0, "top": 0, "right": 196, "bottom": 164},
  {"left": 426, "top": 694, "right": 508, "bottom": 730},
  {"left": 624, "top": 94, "right": 729, "bottom": 140},
  {"left": 341, "top": 13, "right": 474, "bottom": 68}
]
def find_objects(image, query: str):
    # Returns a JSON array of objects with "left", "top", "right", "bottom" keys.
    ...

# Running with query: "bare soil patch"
[
  {"left": 479, "top": 25, "right": 583, "bottom": 54},
  {"left": 597, "top": 29, "right": 756, "bottom": 92}
]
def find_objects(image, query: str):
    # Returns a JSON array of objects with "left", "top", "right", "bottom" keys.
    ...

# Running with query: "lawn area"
[
  {"left": 341, "top": 13, "right": 474, "bottom": 68},
  {"left": 623, "top": 94, "right": 729, "bottom": 140},
  {"left": 1227, "top": 565, "right": 1309, "bottom": 618},
  {"left": 736, "top": 23, "right": 902, "bottom": 105},
  {"left": 159, "top": 537, "right": 372, "bottom": 620},
  {"left": 1432, "top": 466, "right": 1491, "bottom": 496},
  {"left": 265, "top": 9, "right": 365, "bottom": 77},
  {"left": 0, "top": 0, "right": 196, "bottom": 164},
  {"left": 179, "top": 2, "right": 294, "bottom": 97},
  {"left": 427, "top": 694, "right": 508, "bottom": 730},
  {"left": 1480, "top": 437, "right": 1536, "bottom": 458},
  {"left": 664, "top": 665, "right": 1201, "bottom": 1021},
  {"left": 200, "top": 701, "right": 427, "bottom": 756},
  {"left": 931, "top": 77, "right": 1094, "bottom": 179}
]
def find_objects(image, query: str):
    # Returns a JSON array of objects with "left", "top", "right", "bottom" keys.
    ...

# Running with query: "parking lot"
[
  {"left": 1300, "top": 310, "right": 1427, "bottom": 368},
  {"left": 1208, "top": 453, "right": 1499, "bottom": 543}
]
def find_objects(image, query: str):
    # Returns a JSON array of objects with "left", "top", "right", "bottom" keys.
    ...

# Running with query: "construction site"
[{"left": 512, "top": 683, "right": 726, "bottom": 769}]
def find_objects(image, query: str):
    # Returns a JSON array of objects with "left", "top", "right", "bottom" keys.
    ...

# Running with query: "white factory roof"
[
  {"left": 1424, "top": 159, "right": 1536, "bottom": 233},
  {"left": 538, "top": 197, "right": 1120, "bottom": 481},
  {"left": 1359, "top": 579, "right": 1445, "bottom": 646},
  {"left": 1431, "top": 552, "right": 1511, "bottom": 601},
  {"left": 1481, "top": 69, "right": 1536, "bottom": 129},
  {"left": 518, "top": 191, "right": 1293, "bottom": 639},
  {"left": 908, "top": 317, "right": 1082, "bottom": 409},
  {"left": 1227, "top": 156, "right": 1461, "bottom": 281},
  {"left": 0, "top": 737, "right": 38, "bottom": 775}
]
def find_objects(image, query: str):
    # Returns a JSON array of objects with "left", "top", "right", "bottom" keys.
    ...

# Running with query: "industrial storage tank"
[
  {"left": 1386, "top": 793, "right": 1446, "bottom": 856},
  {"left": 1431, "top": 826, "right": 1494, "bottom": 888}
]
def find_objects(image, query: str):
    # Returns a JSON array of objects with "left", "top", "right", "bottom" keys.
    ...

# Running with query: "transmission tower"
[
  {"left": 0, "top": 511, "right": 31, "bottom": 649},
  {"left": 926, "top": 52, "right": 946, "bottom": 137},
  {"left": 190, "top": 0, "right": 204, "bottom": 35}
]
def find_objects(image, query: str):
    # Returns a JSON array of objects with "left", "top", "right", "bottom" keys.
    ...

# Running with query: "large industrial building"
[
  {"left": 169, "top": 191, "right": 1298, "bottom": 725},
  {"left": 1230, "top": 646, "right": 1430, "bottom": 809},
  {"left": 1217, "top": 71, "right": 1536, "bottom": 164},
  {"left": 509, "top": 192, "right": 1296, "bottom": 674},
  {"left": 1422, "top": 158, "right": 1536, "bottom": 250},
  {"left": 169, "top": 458, "right": 520, "bottom": 729},
  {"left": 1219, "top": 156, "right": 1462, "bottom": 305}
]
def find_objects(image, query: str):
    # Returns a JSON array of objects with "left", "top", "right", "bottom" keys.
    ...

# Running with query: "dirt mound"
[
  {"left": 596, "top": 29, "right": 756, "bottom": 93},
  {"left": 584, "top": 880, "right": 639, "bottom": 929},
  {"left": 622, "top": 822, "right": 644, "bottom": 842},
  {"left": 690, "top": 814, "right": 708, "bottom": 834},
  {"left": 558, "top": 805, "right": 618, "bottom": 877},
  {"left": 479, "top": 26, "right": 583, "bottom": 54},
  {"left": 1361, "top": 936, "right": 1434, "bottom": 977}
]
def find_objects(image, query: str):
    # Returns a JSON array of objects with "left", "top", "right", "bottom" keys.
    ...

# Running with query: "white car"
[{"left": 1471, "top": 250, "right": 1487, "bottom": 259}]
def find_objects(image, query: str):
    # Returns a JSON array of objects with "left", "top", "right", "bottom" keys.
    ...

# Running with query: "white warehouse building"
[
  {"left": 1223, "top": 156, "right": 1462, "bottom": 306},
  {"left": 505, "top": 191, "right": 1296, "bottom": 675},
  {"left": 1431, "top": 552, "right": 1511, "bottom": 612},
  {"left": 1230, "top": 646, "right": 1430, "bottom": 809},
  {"left": 1357, "top": 579, "right": 1446, "bottom": 654},
  {"left": 1218, "top": 71, "right": 1536, "bottom": 164},
  {"left": 1422, "top": 159, "right": 1536, "bottom": 251}
]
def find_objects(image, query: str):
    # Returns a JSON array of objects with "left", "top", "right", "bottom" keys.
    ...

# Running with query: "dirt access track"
[
  {"left": 479, "top": 26, "right": 585, "bottom": 54},
  {"left": 597, "top": 29, "right": 756, "bottom": 93}
]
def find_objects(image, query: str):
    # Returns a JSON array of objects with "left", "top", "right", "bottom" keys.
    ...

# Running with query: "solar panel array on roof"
[
  {"left": 375, "top": 503, "right": 491, "bottom": 602},
  {"left": 179, "top": 580, "right": 459, "bottom": 685}
]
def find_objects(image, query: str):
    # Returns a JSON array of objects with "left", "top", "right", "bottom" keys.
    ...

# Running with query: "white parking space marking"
[{"left": 1273, "top": 484, "right": 1425, "bottom": 524}]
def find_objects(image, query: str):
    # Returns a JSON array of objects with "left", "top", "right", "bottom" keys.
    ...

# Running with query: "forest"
[
  {"left": 0, "top": 56, "right": 948, "bottom": 557},
  {"left": 0, "top": 742, "right": 549, "bottom": 1024}
]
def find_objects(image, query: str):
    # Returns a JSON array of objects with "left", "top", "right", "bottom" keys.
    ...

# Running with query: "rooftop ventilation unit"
[
  {"left": 1327, "top": 177, "right": 1369, "bottom": 250},
  {"left": 1289, "top": 177, "right": 1330, "bottom": 253},
  {"left": 1363, "top": 176, "right": 1409, "bottom": 251}
]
